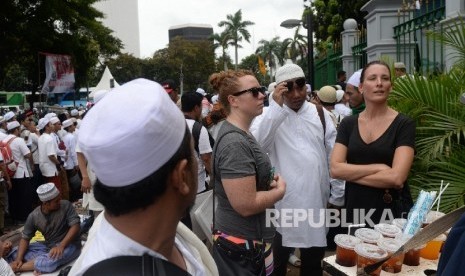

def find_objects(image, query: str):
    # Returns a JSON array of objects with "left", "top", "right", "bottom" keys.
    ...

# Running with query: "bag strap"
[
  {"left": 83, "top": 253, "right": 191, "bottom": 276},
  {"left": 315, "top": 105, "right": 326, "bottom": 143},
  {"left": 6, "top": 136, "right": 16, "bottom": 145}
]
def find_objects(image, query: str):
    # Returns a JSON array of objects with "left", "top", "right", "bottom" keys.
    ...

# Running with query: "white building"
[{"left": 93, "top": 0, "right": 159, "bottom": 58}]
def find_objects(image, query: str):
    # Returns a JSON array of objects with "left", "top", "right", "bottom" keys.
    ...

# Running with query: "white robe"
[
  {"left": 69, "top": 213, "right": 218, "bottom": 276},
  {"left": 251, "top": 98, "right": 344, "bottom": 248}
]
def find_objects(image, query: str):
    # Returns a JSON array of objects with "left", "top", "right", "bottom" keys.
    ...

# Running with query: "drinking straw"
[
  {"left": 431, "top": 182, "right": 450, "bottom": 211},
  {"left": 437, "top": 180, "right": 444, "bottom": 213},
  {"left": 348, "top": 223, "right": 366, "bottom": 235}
]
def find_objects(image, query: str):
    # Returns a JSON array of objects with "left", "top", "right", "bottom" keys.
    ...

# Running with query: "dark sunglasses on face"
[
  {"left": 285, "top": 77, "right": 306, "bottom": 91},
  {"left": 232, "top": 86, "right": 266, "bottom": 97}
]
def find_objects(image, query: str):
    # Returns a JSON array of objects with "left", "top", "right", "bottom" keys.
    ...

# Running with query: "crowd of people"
[{"left": 0, "top": 61, "right": 461, "bottom": 275}]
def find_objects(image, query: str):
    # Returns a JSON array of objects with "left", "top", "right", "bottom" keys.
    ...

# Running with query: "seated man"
[{"left": 7, "top": 183, "right": 81, "bottom": 274}]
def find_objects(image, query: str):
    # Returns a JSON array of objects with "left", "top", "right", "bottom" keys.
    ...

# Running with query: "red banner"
[{"left": 41, "top": 53, "right": 75, "bottom": 94}]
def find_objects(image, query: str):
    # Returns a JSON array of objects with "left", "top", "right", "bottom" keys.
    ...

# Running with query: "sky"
[{"left": 138, "top": 0, "right": 307, "bottom": 61}]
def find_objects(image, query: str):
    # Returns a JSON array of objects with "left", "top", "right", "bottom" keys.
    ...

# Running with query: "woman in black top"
[{"left": 330, "top": 61, "right": 416, "bottom": 225}]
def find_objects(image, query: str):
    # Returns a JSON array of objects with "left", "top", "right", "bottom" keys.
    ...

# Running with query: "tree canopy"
[
  {"left": 311, "top": 0, "right": 369, "bottom": 42},
  {"left": 0, "top": 0, "right": 122, "bottom": 93},
  {"left": 218, "top": 9, "right": 255, "bottom": 70}
]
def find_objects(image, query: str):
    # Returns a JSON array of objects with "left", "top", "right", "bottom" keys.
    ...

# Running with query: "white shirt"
[
  {"left": 62, "top": 131, "right": 78, "bottom": 170},
  {"left": 75, "top": 142, "right": 103, "bottom": 211},
  {"left": 69, "top": 215, "right": 208, "bottom": 276},
  {"left": 335, "top": 103, "right": 352, "bottom": 117},
  {"left": 29, "top": 132, "right": 40, "bottom": 165},
  {"left": 0, "top": 258, "right": 14, "bottom": 276},
  {"left": 251, "top": 99, "right": 345, "bottom": 248},
  {"left": 3, "top": 134, "right": 31, "bottom": 178},
  {"left": 186, "top": 119, "right": 212, "bottom": 193},
  {"left": 38, "top": 133, "right": 58, "bottom": 177}
]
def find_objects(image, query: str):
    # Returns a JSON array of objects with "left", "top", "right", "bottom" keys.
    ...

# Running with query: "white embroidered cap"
[
  {"left": 7, "top": 121, "right": 20, "bottom": 131},
  {"left": 62, "top": 119, "right": 73, "bottom": 128},
  {"left": 37, "top": 183, "right": 60, "bottom": 202},
  {"left": 93, "top": 90, "right": 108, "bottom": 104},
  {"left": 37, "top": 118, "right": 50, "bottom": 130},
  {"left": 70, "top": 109, "right": 79, "bottom": 116},
  {"left": 336, "top": 90, "right": 345, "bottom": 102},
  {"left": 3, "top": 111, "right": 15, "bottom": 122},
  {"left": 347, "top": 69, "right": 362, "bottom": 88},
  {"left": 50, "top": 117, "right": 60, "bottom": 125},
  {"left": 78, "top": 78, "right": 187, "bottom": 187},
  {"left": 275, "top": 64, "right": 305, "bottom": 84}
]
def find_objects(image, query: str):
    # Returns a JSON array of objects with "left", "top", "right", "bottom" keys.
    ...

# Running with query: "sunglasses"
[
  {"left": 232, "top": 86, "right": 266, "bottom": 97},
  {"left": 285, "top": 77, "right": 306, "bottom": 91}
]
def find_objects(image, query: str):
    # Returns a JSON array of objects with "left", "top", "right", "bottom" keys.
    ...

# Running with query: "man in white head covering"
[
  {"left": 7, "top": 183, "right": 80, "bottom": 274},
  {"left": 69, "top": 79, "right": 217, "bottom": 276},
  {"left": 345, "top": 69, "right": 365, "bottom": 115},
  {"left": 196, "top": 88, "right": 212, "bottom": 118},
  {"left": 61, "top": 119, "right": 80, "bottom": 202},
  {"left": 250, "top": 64, "right": 344, "bottom": 276},
  {"left": 2, "top": 120, "right": 34, "bottom": 224},
  {"left": 37, "top": 118, "right": 62, "bottom": 194}
]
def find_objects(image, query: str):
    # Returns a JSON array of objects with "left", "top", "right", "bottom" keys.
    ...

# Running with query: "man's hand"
[
  {"left": 81, "top": 177, "right": 91, "bottom": 193},
  {"left": 5, "top": 180, "right": 12, "bottom": 190},
  {"left": 48, "top": 245, "right": 64, "bottom": 259},
  {"left": 9, "top": 260, "right": 23, "bottom": 272},
  {"left": 272, "top": 82, "right": 288, "bottom": 107}
]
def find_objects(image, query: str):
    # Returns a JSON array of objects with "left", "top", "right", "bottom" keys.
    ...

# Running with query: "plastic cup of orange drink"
[
  {"left": 354, "top": 243, "right": 388, "bottom": 276},
  {"left": 377, "top": 237, "right": 404, "bottom": 273},
  {"left": 420, "top": 233, "right": 446, "bottom": 260},
  {"left": 334, "top": 234, "right": 361, "bottom": 267}
]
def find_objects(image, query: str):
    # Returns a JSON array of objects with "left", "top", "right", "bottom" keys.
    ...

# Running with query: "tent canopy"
[{"left": 89, "top": 66, "right": 119, "bottom": 97}]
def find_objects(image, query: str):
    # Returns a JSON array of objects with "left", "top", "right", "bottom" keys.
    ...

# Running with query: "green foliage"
[
  {"left": 218, "top": 9, "right": 255, "bottom": 70},
  {"left": 311, "top": 0, "right": 369, "bottom": 42},
  {"left": 390, "top": 20, "right": 465, "bottom": 212},
  {"left": 255, "top": 36, "right": 286, "bottom": 82},
  {"left": 282, "top": 27, "right": 308, "bottom": 63},
  {"left": 150, "top": 38, "right": 215, "bottom": 93},
  {"left": 210, "top": 31, "right": 232, "bottom": 71},
  {"left": 238, "top": 54, "right": 265, "bottom": 84},
  {"left": 0, "top": 0, "right": 122, "bottom": 94}
]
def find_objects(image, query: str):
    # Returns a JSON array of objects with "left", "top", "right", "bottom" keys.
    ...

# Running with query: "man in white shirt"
[
  {"left": 70, "top": 79, "right": 217, "bottom": 276},
  {"left": 251, "top": 64, "right": 344, "bottom": 276},
  {"left": 3, "top": 121, "right": 33, "bottom": 223},
  {"left": 61, "top": 119, "right": 80, "bottom": 202},
  {"left": 37, "top": 118, "right": 62, "bottom": 194},
  {"left": 181, "top": 92, "right": 212, "bottom": 194}
]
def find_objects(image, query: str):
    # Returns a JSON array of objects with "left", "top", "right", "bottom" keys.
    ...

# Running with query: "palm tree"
[
  {"left": 390, "top": 19, "right": 465, "bottom": 213},
  {"left": 282, "top": 26, "right": 308, "bottom": 63},
  {"left": 210, "top": 31, "right": 232, "bottom": 71},
  {"left": 218, "top": 9, "right": 254, "bottom": 70},
  {"left": 255, "top": 37, "right": 285, "bottom": 82}
]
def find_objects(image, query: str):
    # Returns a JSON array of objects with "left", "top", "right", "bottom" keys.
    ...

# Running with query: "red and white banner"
[{"left": 41, "top": 53, "right": 75, "bottom": 94}]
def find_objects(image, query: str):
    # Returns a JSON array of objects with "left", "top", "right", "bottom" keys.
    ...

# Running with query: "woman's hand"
[{"left": 269, "top": 174, "right": 286, "bottom": 200}]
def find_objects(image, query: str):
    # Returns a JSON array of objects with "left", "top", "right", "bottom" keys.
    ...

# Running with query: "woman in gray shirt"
[{"left": 209, "top": 70, "right": 286, "bottom": 276}]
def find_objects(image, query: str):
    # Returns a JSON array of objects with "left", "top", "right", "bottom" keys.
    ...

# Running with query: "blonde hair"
[{"left": 208, "top": 70, "right": 254, "bottom": 113}]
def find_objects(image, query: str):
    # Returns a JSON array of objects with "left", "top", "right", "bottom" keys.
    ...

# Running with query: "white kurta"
[
  {"left": 69, "top": 214, "right": 217, "bottom": 276},
  {"left": 251, "top": 98, "right": 344, "bottom": 248}
]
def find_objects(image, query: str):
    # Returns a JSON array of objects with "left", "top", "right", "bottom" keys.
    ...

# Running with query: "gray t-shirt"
[
  {"left": 214, "top": 121, "right": 275, "bottom": 242},
  {"left": 22, "top": 200, "right": 80, "bottom": 247}
]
